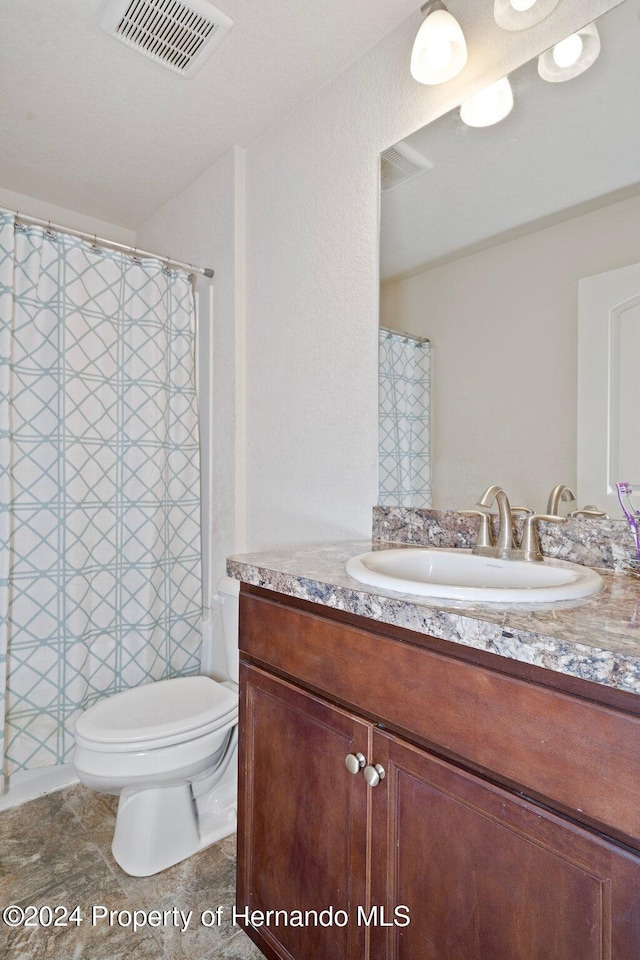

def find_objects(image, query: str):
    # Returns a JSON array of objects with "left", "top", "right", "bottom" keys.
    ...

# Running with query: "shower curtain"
[
  {"left": 378, "top": 328, "right": 432, "bottom": 508},
  {"left": 0, "top": 212, "right": 202, "bottom": 790}
]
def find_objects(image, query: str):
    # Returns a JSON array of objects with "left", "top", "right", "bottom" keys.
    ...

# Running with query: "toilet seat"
[{"left": 75, "top": 676, "right": 237, "bottom": 753}]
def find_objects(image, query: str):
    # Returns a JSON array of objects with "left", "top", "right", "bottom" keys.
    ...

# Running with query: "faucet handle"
[
  {"left": 521, "top": 513, "right": 567, "bottom": 562},
  {"left": 568, "top": 505, "right": 608, "bottom": 519},
  {"left": 529, "top": 514, "right": 570, "bottom": 523},
  {"left": 460, "top": 510, "right": 493, "bottom": 549},
  {"left": 511, "top": 506, "right": 534, "bottom": 515}
]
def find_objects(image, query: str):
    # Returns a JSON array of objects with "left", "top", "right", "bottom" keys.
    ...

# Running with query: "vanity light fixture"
[
  {"left": 410, "top": 1, "right": 468, "bottom": 86},
  {"left": 494, "top": 0, "right": 561, "bottom": 31},
  {"left": 460, "top": 76, "right": 514, "bottom": 127},
  {"left": 538, "top": 22, "right": 601, "bottom": 82}
]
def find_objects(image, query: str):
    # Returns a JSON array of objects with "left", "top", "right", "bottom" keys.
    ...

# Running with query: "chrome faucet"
[
  {"left": 476, "top": 484, "right": 515, "bottom": 558},
  {"left": 468, "top": 485, "right": 571, "bottom": 562},
  {"left": 546, "top": 484, "right": 576, "bottom": 516}
]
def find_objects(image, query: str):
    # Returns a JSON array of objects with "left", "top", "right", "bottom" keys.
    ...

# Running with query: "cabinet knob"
[
  {"left": 364, "top": 763, "right": 386, "bottom": 787},
  {"left": 345, "top": 752, "right": 366, "bottom": 775}
]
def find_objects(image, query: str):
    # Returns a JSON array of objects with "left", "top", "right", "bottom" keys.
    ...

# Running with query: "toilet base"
[
  {"left": 112, "top": 783, "right": 199, "bottom": 876},
  {"left": 196, "top": 777, "right": 237, "bottom": 850},
  {"left": 111, "top": 776, "right": 237, "bottom": 877}
]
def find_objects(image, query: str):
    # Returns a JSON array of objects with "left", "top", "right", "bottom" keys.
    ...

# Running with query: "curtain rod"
[
  {"left": 380, "top": 325, "right": 430, "bottom": 345},
  {"left": 9, "top": 210, "right": 214, "bottom": 279}
]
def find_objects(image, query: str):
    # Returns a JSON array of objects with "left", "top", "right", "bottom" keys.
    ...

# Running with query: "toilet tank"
[{"left": 216, "top": 576, "right": 240, "bottom": 684}]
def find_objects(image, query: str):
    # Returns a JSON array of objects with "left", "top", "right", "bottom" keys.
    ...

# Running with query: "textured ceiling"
[
  {"left": 0, "top": 0, "right": 419, "bottom": 228},
  {"left": 381, "top": 0, "right": 640, "bottom": 281}
]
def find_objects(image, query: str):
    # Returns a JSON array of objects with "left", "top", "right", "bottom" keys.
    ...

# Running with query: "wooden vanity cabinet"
[
  {"left": 236, "top": 585, "right": 640, "bottom": 960},
  {"left": 237, "top": 666, "right": 370, "bottom": 960}
]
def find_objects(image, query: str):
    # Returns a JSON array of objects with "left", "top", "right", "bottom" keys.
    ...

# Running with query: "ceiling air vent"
[
  {"left": 100, "top": 0, "right": 233, "bottom": 78},
  {"left": 380, "top": 143, "right": 434, "bottom": 192}
]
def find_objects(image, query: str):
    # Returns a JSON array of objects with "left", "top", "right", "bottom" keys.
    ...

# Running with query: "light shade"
[
  {"left": 410, "top": 5, "right": 468, "bottom": 86},
  {"left": 494, "top": 0, "right": 561, "bottom": 31},
  {"left": 538, "top": 22, "right": 601, "bottom": 82},
  {"left": 460, "top": 77, "right": 514, "bottom": 128}
]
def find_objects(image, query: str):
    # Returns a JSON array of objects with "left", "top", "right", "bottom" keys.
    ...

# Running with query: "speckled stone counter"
[
  {"left": 227, "top": 540, "right": 640, "bottom": 697},
  {"left": 373, "top": 505, "right": 640, "bottom": 572}
]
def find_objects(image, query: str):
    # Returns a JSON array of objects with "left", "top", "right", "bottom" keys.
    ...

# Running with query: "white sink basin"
[{"left": 345, "top": 547, "right": 604, "bottom": 604}]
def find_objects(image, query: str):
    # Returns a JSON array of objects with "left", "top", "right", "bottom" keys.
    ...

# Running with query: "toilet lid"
[{"left": 75, "top": 676, "right": 237, "bottom": 752}]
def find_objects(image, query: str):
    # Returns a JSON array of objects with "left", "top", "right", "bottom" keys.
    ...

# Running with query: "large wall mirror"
[{"left": 379, "top": 0, "right": 640, "bottom": 518}]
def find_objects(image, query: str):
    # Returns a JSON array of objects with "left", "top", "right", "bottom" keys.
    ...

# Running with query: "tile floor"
[{"left": 0, "top": 785, "right": 265, "bottom": 960}]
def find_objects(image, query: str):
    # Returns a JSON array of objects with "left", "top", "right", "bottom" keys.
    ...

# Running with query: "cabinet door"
[
  {"left": 237, "top": 664, "right": 371, "bottom": 960},
  {"left": 371, "top": 730, "right": 640, "bottom": 960}
]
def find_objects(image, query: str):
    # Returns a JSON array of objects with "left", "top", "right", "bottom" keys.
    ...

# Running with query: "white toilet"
[{"left": 73, "top": 577, "right": 240, "bottom": 877}]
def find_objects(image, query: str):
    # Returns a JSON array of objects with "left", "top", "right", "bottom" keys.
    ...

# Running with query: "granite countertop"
[{"left": 227, "top": 540, "right": 640, "bottom": 697}]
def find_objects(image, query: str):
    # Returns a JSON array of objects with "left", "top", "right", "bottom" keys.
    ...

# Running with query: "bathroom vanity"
[{"left": 229, "top": 537, "right": 640, "bottom": 960}]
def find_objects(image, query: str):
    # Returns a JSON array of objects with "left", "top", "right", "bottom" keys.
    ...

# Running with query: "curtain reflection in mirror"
[{"left": 378, "top": 328, "right": 431, "bottom": 508}]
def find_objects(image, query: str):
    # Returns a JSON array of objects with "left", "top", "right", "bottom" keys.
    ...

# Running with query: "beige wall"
[{"left": 380, "top": 192, "right": 640, "bottom": 512}]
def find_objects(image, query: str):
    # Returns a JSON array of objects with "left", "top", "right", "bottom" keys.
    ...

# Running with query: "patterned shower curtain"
[
  {"left": 0, "top": 211, "right": 202, "bottom": 790},
  {"left": 378, "top": 328, "right": 432, "bottom": 508}
]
